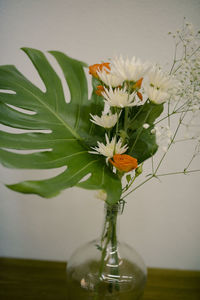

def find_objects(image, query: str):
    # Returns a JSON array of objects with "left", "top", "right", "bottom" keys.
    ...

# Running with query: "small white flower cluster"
[
  {"left": 170, "top": 21, "right": 200, "bottom": 105},
  {"left": 151, "top": 125, "right": 173, "bottom": 152},
  {"left": 168, "top": 20, "right": 200, "bottom": 141},
  {"left": 183, "top": 112, "right": 200, "bottom": 141}
]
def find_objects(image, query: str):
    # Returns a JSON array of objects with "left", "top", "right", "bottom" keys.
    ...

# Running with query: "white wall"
[{"left": 0, "top": 0, "right": 200, "bottom": 270}]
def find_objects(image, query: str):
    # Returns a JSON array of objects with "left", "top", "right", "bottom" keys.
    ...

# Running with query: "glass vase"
[{"left": 66, "top": 202, "right": 147, "bottom": 300}]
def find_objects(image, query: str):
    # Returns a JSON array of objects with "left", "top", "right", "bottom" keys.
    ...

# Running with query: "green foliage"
[
  {"left": 126, "top": 102, "right": 163, "bottom": 163},
  {"left": 128, "top": 128, "right": 158, "bottom": 164},
  {"left": 0, "top": 48, "right": 122, "bottom": 204},
  {"left": 128, "top": 102, "right": 163, "bottom": 131}
]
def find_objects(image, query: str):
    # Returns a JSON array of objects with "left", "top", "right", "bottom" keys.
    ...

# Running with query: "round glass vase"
[{"left": 66, "top": 203, "right": 147, "bottom": 300}]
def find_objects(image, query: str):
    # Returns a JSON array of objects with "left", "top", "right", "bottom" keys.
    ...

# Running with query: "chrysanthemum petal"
[
  {"left": 90, "top": 112, "right": 118, "bottom": 128},
  {"left": 89, "top": 134, "right": 128, "bottom": 158},
  {"left": 102, "top": 87, "right": 136, "bottom": 107},
  {"left": 112, "top": 55, "right": 150, "bottom": 82}
]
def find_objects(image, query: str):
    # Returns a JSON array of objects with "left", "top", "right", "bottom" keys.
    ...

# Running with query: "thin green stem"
[
  {"left": 154, "top": 111, "right": 186, "bottom": 175},
  {"left": 173, "top": 137, "right": 196, "bottom": 143},
  {"left": 115, "top": 108, "right": 119, "bottom": 137},
  {"left": 169, "top": 42, "right": 178, "bottom": 75},
  {"left": 95, "top": 205, "right": 120, "bottom": 299},
  {"left": 184, "top": 142, "right": 200, "bottom": 171},
  {"left": 123, "top": 175, "right": 154, "bottom": 199},
  {"left": 110, "top": 209, "right": 120, "bottom": 292},
  {"left": 173, "top": 94, "right": 182, "bottom": 112},
  {"left": 124, "top": 107, "right": 129, "bottom": 132},
  {"left": 157, "top": 169, "right": 200, "bottom": 176},
  {"left": 172, "top": 45, "right": 200, "bottom": 75},
  {"left": 122, "top": 174, "right": 137, "bottom": 194},
  {"left": 154, "top": 103, "right": 194, "bottom": 127},
  {"left": 167, "top": 98, "right": 171, "bottom": 127},
  {"left": 151, "top": 155, "right": 155, "bottom": 175},
  {"left": 113, "top": 108, "right": 121, "bottom": 154}
]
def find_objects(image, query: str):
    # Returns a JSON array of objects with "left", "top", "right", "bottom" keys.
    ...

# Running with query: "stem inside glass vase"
[
  {"left": 95, "top": 203, "right": 122, "bottom": 298},
  {"left": 66, "top": 200, "right": 147, "bottom": 300}
]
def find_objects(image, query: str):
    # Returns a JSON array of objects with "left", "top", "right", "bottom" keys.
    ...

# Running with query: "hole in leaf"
[
  {"left": 2, "top": 148, "right": 52, "bottom": 154},
  {"left": 2, "top": 165, "right": 67, "bottom": 182},
  {"left": 7, "top": 104, "right": 36, "bottom": 115},
  {"left": 0, "top": 89, "right": 16, "bottom": 94},
  {"left": 78, "top": 173, "right": 91, "bottom": 183},
  {"left": 18, "top": 54, "right": 47, "bottom": 93},
  {"left": 46, "top": 53, "right": 71, "bottom": 103},
  {"left": 0, "top": 124, "right": 52, "bottom": 134}
]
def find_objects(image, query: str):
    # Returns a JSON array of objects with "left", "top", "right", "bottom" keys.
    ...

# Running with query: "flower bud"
[{"left": 135, "top": 164, "right": 143, "bottom": 177}]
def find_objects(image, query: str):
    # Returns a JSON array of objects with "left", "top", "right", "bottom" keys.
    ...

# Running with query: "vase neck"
[
  {"left": 104, "top": 203, "right": 123, "bottom": 214},
  {"left": 100, "top": 203, "right": 121, "bottom": 251}
]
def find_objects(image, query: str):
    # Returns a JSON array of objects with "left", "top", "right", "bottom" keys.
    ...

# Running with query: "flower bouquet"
[{"left": 0, "top": 20, "right": 199, "bottom": 299}]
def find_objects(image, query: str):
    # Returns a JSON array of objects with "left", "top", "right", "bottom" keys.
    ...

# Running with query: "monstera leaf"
[{"left": 0, "top": 48, "right": 122, "bottom": 204}]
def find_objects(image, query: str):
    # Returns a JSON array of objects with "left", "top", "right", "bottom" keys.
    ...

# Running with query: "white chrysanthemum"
[
  {"left": 97, "top": 69, "right": 123, "bottom": 87},
  {"left": 102, "top": 87, "right": 136, "bottom": 107},
  {"left": 89, "top": 134, "right": 128, "bottom": 159},
  {"left": 112, "top": 55, "right": 150, "bottom": 82},
  {"left": 147, "top": 66, "right": 176, "bottom": 91},
  {"left": 90, "top": 112, "right": 118, "bottom": 129},
  {"left": 144, "top": 86, "right": 169, "bottom": 104}
]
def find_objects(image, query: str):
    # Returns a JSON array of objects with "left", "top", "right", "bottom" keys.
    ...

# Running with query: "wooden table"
[{"left": 0, "top": 258, "right": 200, "bottom": 299}]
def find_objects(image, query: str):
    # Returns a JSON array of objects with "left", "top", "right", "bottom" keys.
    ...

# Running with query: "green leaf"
[
  {"left": 128, "top": 128, "right": 158, "bottom": 164},
  {"left": 128, "top": 102, "right": 163, "bottom": 131},
  {"left": 126, "top": 101, "right": 163, "bottom": 164},
  {"left": 0, "top": 48, "right": 122, "bottom": 204}
]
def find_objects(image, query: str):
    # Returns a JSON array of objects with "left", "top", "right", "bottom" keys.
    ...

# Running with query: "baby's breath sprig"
[{"left": 122, "top": 20, "right": 200, "bottom": 200}]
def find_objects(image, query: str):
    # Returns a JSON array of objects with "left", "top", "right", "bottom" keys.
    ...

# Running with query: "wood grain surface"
[{"left": 0, "top": 258, "right": 200, "bottom": 300}]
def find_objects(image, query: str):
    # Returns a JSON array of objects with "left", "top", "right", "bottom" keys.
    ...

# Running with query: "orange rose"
[
  {"left": 95, "top": 85, "right": 105, "bottom": 96},
  {"left": 109, "top": 154, "right": 138, "bottom": 172},
  {"left": 89, "top": 62, "right": 110, "bottom": 78}
]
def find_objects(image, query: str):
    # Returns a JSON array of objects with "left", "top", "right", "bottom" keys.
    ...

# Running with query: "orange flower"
[
  {"left": 109, "top": 154, "right": 138, "bottom": 173},
  {"left": 133, "top": 77, "right": 143, "bottom": 89},
  {"left": 95, "top": 85, "right": 105, "bottom": 96},
  {"left": 89, "top": 62, "right": 110, "bottom": 78}
]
